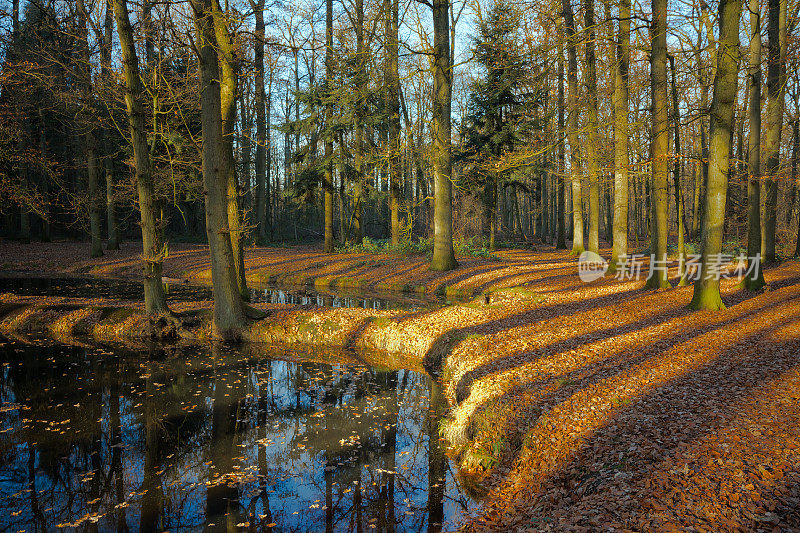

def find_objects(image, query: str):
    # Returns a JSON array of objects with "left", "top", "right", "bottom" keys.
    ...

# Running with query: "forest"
[
  {"left": 2, "top": 0, "right": 800, "bottom": 529},
  {"left": 2, "top": 0, "right": 799, "bottom": 328}
]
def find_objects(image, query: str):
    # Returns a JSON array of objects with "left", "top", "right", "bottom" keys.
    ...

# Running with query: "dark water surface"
[
  {"left": 0, "top": 337, "right": 476, "bottom": 531},
  {"left": 0, "top": 275, "right": 452, "bottom": 310}
]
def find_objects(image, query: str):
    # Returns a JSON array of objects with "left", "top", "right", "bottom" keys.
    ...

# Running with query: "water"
[
  {"left": 0, "top": 337, "right": 476, "bottom": 532},
  {"left": 0, "top": 275, "right": 448, "bottom": 310}
]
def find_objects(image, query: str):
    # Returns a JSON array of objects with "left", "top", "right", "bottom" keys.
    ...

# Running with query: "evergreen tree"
[{"left": 458, "top": 0, "right": 537, "bottom": 250}]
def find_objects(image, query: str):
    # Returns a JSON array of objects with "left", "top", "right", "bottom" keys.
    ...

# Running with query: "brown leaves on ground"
[
  {"left": 440, "top": 259, "right": 800, "bottom": 532},
  {"left": 3, "top": 241, "right": 800, "bottom": 531}
]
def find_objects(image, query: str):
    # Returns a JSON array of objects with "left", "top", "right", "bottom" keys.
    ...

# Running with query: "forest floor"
[
  {"left": 0, "top": 239, "right": 543, "bottom": 297},
  {"left": 2, "top": 240, "right": 800, "bottom": 531}
]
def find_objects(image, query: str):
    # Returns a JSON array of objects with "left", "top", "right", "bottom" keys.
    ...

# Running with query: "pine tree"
[{"left": 458, "top": 0, "right": 535, "bottom": 250}]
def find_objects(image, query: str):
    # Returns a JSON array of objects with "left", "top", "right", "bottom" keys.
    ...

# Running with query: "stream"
[
  {"left": 0, "top": 275, "right": 457, "bottom": 310},
  {"left": 0, "top": 276, "right": 478, "bottom": 531}
]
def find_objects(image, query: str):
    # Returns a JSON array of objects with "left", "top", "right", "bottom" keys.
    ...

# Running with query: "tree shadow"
[
  {"left": 458, "top": 297, "right": 800, "bottom": 530},
  {"left": 421, "top": 284, "right": 676, "bottom": 378}
]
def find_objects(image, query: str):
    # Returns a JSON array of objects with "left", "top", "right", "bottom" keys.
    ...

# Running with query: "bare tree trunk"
[
  {"left": 792, "top": 118, "right": 800, "bottom": 257},
  {"left": 323, "top": 0, "right": 335, "bottom": 252},
  {"left": 266, "top": 70, "right": 273, "bottom": 237},
  {"left": 253, "top": 0, "right": 268, "bottom": 244},
  {"left": 563, "top": 0, "right": 584, "bottom": 255},
  {"left": 430, "top": 0, "right": 457, "bottom": 270},
  {"left": 386, "top": 0, "right": 401, "bottom": 247},
  {"left": 353, "top": 0, "right": 365, "bottom": 244},
  {"left": 556, "top": 26, "right": 567, "bottom": 249},
  {"left": 670, "top": 54, "right": 688, "bottom": 285},
  {"left": 191, "top": 0, "right": 247, "bottom": 337},
  {"left": 212, "top": 3, "right": 249, "bottom": 301},
  {"left": 744, "top": 0, "right": 766, "bottom": 288},
  {"left": 103, "top": 0, "right": 120, "bottom": 250},
  {"left": 761, "top": 0, "right": 787, "bottom": 262},
  {"left": 77, "top": 0, "right": 104, "bottom": 258},
  {"left": 241, "top": 93, "right": 253, "bottom": 221},
  {"left": 645, "top": 0, "right": 672, "bottom": 289},
  {"left": 609, "top": 0, "right": 630, "bottom": 270},
  {"left": 112, "top": 0, "right": 169, "bottom": 315},
  {"left": 583, "top": 0, "right": 600, "bottom": 254},
  {"left": 690, "top": 0, "right": 742, "bottom": 310}
]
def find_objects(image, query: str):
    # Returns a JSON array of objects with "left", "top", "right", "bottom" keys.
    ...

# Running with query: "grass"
[{"left": 334, "top": 236, "right": 504, "bottom": 259}]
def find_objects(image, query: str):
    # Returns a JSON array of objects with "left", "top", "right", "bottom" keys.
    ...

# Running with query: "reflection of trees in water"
[
  {"left": 427, "top": 380, "right": 446, "bottom": 533},
  {"left": 205, "top": 342, "right": 246, "bottom": 531},
  {"left": 0, "top": 339, "right": 469, "bottom": 532}
]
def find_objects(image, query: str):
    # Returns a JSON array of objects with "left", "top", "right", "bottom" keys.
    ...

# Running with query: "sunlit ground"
[{"left": 2, "top": 240, "right": 800, "bottom": 530}]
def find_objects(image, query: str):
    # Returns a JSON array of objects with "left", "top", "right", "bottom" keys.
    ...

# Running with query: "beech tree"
[
  {"left": 112, "top": 0, "right": 169, "bottom": 315},
  {"left": 609, "top": 0, "right": 631, "bottom": 272},
  {"left": 743, "top": 0, "right": 766, "bottom": 289},
  {"left": 583, "top": 0, "right": 600, "bottom": 255},
  {"left": 690, "top": 0, "right": 742, "bottom": 310},
  {"left": 190, "top": 0, "right": 248, "bottom": 336},
  {"left": 563, "top": 0, "right": 584, "bottom": 255},
  {"left": 430, "top": 0, "right": 458, "bottom": 271},
  {"left": 645, "top": 0, "right": 672, "bottom": 289},
  {"left": 761, "top": 0, "right": 788, "bottom": 263}
]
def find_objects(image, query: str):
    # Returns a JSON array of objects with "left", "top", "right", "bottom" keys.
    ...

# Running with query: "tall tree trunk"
[
  {"left": 690, "top": 0, "right": 742, "bottom": 310},
  {"left": 692, "top": 39, "right": 708, "bottom": 239},
  {"left": 102, "top": 0, "right": 120, "bottom": 250},
  {"left": 191, "top": 0, "right": 247, "bottom": 337},
  {"left": 266, "top": 70, "right": 273, "bottom": 237},
  {"left": 761, "top": 0, "right": 787, "bottom": 262},
  {"left": 542, "top": 168, "right": 549, "bottom": 243},
  {"left": 789, "top": 118, "right": 800, "bottom": 257},
  {"left": 387, "top": 0, "right": 401, "bottom": 247},
  {"left": 323, "top": 0, "right": 335, "bottom": 252},
  {"left": 563, "top": 0, "right": 584, "bottom": 254},
  {"left": 792, "top": 118, "right": 800, "bottom": 257},
  {"left": 212, "top": 3, "right": 249, "bottom": 301},
  {"left": 77, "top": 0, "right": 104, "bottom": 258},
  {"left": 670, "top": 54, "right": 688, "bottom": 285},
  {"left": 610, "top": 0, "right": 630, "bottom": 270},
  {"left": 556, "top": 27, "right": 567, "bottom": 249},
  {"left": 38, "top": 113, "right": 51, "bottom": 242},
  {"left": 583, "top": 0, "right": 600, "bottom": 254},
  {"left": 253, "top": 0, "right": 268, "bottom": 244},
  {"left": 112, "top": 0, "right": 169, "bottom": 314},
  {"left": 744, "top": 0, "right": 766, "bottom": 288},
  {"left": 430, "top": 0, "right": 457, "bottom": 270},
  {"left": 241, "top": 94, "right": 253, "bottom": 219},
  {"left": 645, "top": 0, "right": 672, "bottom": 289},
  {"left": 353, "top": 0, "right": 365, "bottom": 244},
  {"left": 87, "top": 135, "right": 104, "bottom": 257}
]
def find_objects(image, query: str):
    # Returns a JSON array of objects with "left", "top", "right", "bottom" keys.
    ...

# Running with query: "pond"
[
  {"left": 0, "top": 275, "right": 455, "bottom": 310},
  {"left": 0, "top": 336, "right": 477, "bottom": 532}
]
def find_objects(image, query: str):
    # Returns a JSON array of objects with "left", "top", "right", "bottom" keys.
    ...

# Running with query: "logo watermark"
[
  {"left": 577, "top": 253, "right": 763, "bottom": 282},
  {"left": 577, "top": 251, "right": 609, "bottom": 282}
]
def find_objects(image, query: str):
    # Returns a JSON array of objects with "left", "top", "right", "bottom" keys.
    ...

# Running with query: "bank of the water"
[{"left": 0, "top": 290, "right": 520, "bottom": 377}]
